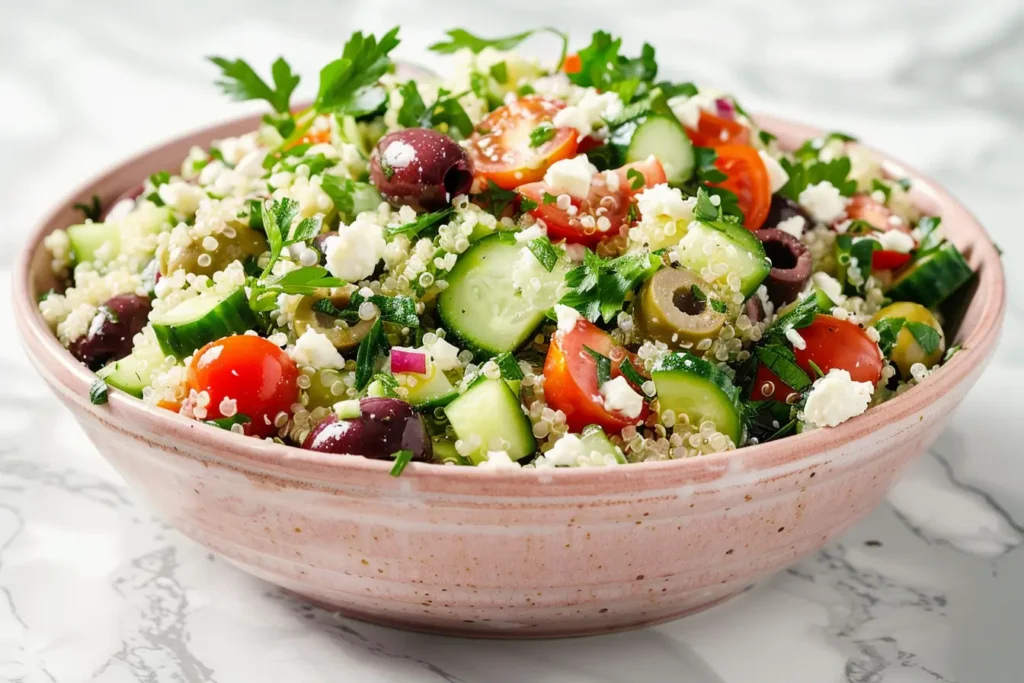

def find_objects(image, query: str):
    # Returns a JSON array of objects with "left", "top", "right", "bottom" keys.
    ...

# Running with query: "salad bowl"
[{"left": 13, "top": 110, "right": 1004, "bottom": 638}]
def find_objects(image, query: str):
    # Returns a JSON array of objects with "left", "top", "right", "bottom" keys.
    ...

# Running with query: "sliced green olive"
[
  {"left": 294, "top": 287, "right": 378, "bottom": 351},
  {"left": 305, "top": 367, "right": 348, "bottom": 411},
  {"left": 161, "top": 224, "right": 268, "bottom": 277},
  {"left": 870, "top": 302, "right": 945, "bottom": 376},
  {"left": 634, "top": 267, "right": 726, "bottom": 345}
]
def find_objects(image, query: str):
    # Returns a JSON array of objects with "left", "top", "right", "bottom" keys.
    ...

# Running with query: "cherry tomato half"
[
  {"left": 843, "top": 195, "right": 916, "bottom": 272},
  {"left": 708, "top": 144, "right": 771, "bottom": 230},
  {"left": 518, "top": 157, "right": 667, "bottom": 247},
  {"left": 187, "top": 335, "right": 300, "bottom": 438},
  {"left": 751, "top": 315, "right": 884, "bottom": 402},
  {"left": 543, "top": 318, "right": 650, "bottom": 433},
  {"left": 562, "top": 53, "right": 582, "bottom": 74},
  {"left": 467, "top": 96, "right": 579, "bottom": 190},
  {"left": 685, "top": 110, "right": 751, "bottom": 148}
]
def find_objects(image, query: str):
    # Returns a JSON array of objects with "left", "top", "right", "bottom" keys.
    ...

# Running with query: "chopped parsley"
[
  {"left": 355, "top": 319, "right": 389, "bottom": 390},
  {"left": 89, "top": 378, "right": 109, "bottom": 405},
  {"left": 73, "top": 195, "right": 102, "bottom": 222},
  {"left": 429, "top": 27, "right": 568, "bottom": 69},
  {"left": 385, "top": 207, "right": 454, "bottom": 239},
  {"left": 530, "top": 122, "right": 556, "bottom": 148},
  {"left": 205, "top": 415, "right": 252, "bottom": 430},
  {"left": 582, "top": 346, "right": 612, "bottom": 387},
  {"left": 559, "top": 248, "right": 662, "bottom": 323},
  {"left": 526, "top": 236, "right": 561, "bottom": 272},
  {"left": 207, "top": 56, "right": 300, "bottom": 114},
  {"left": 756, "top": 344, "right": 812, "bottom": 393},
  {"left": 390, "top": 449, "right": 414, "bottom": 477},
  {"left": 569, "top": 30, "right": 657, "bottom": 102},
  {"left": 620, "top": 359, "right": 650, "bottom": 396}
]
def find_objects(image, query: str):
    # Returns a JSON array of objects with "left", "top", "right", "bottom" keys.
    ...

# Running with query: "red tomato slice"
[
  {"left": 751, "top": 315, "right": 884, "bottom": 402},
  {"left": 685, "top": 110, "right": 751, "bottom": 148},
  {"left": 709, "top": 144, "right": 771, "bottom": 230},
  {"left": 562, "top": 53, "right": 582, "bottom": 74},
  {"left": 467, "top": 96, "right": 579, "bottom": 190},
  {"left": 187, "top": 335, "right": 300, "bottom": 438},
  {"left": 871, "top": 250, "right": 912, "bottom": 271},
  {"left": 543, "top": 318, "right": 649, "bottom": 433},
  {"left": 518, "top": 158, "right": 667, "bottom": 246}
]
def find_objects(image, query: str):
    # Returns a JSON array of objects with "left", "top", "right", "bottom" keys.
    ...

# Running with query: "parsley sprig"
[
  {"left": 569, "top": 31, "right": 658, "bottom": 103},
  {"left": 559, "top": 249, "right": 662, "bottom": 323},
  {"left": 429, "top": 27, "right": 569, "bottom": 70},
  {"left": 396, "top": 82, "right": 474, "bottom": 138}
]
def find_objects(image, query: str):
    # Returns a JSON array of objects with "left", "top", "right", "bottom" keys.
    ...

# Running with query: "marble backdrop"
[{"left": 1, "top": 1, "right": 1022, "bottom": 681}]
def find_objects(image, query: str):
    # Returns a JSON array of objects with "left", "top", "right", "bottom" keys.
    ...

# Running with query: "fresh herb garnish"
[
  {"left": 835, "top": 235, "right": 877, "bottom": 294},
  {"left": 758, "top": 130, "right": 778, "bottom": 146},
  {"left": 527, "top": 236, "right": 560, "bottom": 272},
  {"left": 779, "top": 156, "right": 857, "bottom": 202},
  {"left": 569, "top": 30, "right": 657, "bottom": 102},
  {"left": 914, "top": 216, "right": 943, "bottom": 258},
  {"left": 626, "top": 167, "right": 645, "bottom": 191},
  {"left": 429, "top": 27, "right": 569, "bottom": 69},
  {"left": 355, "top": 318, "right": 388, "bottom": 390},
  {"left": 494, "top": 352, "right": 525, "bottom": 381},
  {"left": 489, "top": 61, "right": 509, "bottom": 84},
  {"left": 248, "top": 266, "right": 347, "bottom": 312},
  {"left": 314, "top": 27, "right": 400, "bottom": 117},
  {"left": 542, "top": 192, "right": 559, "bottom": 205},
  {"left": 691, "top": 284, "right": 707, "bottom": 303},
  {"left": 582, "top": 346, "right": 612, "bottom": 387},
  {"left": 756, "top": 344, "right": 812, "bottom": 393},
  {"left": 314, "top": 291, "right": 419, "bottom": 328},
  {"left": 871, "top": 178, "right": 891, "bottom": 202},
  {"left": 872, "top": 317, "right": 906, "bottom": 356},
  {"left": 208, "top": 56, "right": 300, "bottom": 115},
  {"left": 477, "top": 180, "right": 520, "bottom": 216},
  {"left": 319, "top": 175, "right": 380, "bottom": 223},
  {"left": 259, "top": 198, "right": 301, "bottom": 277},
  {"left": 807, "top": 359, "right": 825, "bottom": 379},
  {"left": 763, "top": 294, "right": 821, "bottom": 340},
  {"left": 73, "top": 195, "right": 103, "bottom": 222},
  {"left": 397, "top": 82, "right": 474, "bottom": 138},
  {"left": 205, "top": 414, "right": 252, "bottom": 430},
  {"left": 519, "top": 197, "right": 539, "bottom": 212},
  {"left": 710, "top": 299, "right": 728, "bottom": 314},
  {"left": 386, "top": 207, "right": 454, "bottom": 239},
  {"left": 530, "top": 122, "right": 556, "bottom": 148},
  {"left": 905, "top": 321, "right": 941, "bottom": 355},
  {"left": 559, "top": 249, "right": 662, "bottom": 323},
  {"left": 389, "top": 449, "right": 414, "bottom": 477},
  {"left": 620, "top": 358, "right": 650, "bottom": 396},
  {"left": 89, "top": 378, "right": 109, "bottom": 405}
]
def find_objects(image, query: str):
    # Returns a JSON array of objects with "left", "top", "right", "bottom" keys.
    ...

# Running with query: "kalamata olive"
[
  {"left": 755, "top": 229, "right": 812, "bottom": 307},
  {"left": 293, "top": 286, "right": 378, "bottom": 351},
  {"left": 160, "top": 225, "right": 267, "bottom": 277},
  {"left": 70, "top": 294, "right": 151, "bottom": 368},
  {"left": 763, "top": 195, "right": 812, "bottom": 232},
  {"left": 302, "top": 397, "right": 432, "bottom": 462},
  {"left": 633, "top": 267, "right": 726, "bottom": 346},
  {"left": 369, "top": 128, "right": 474, "bottom": 212},
  {"left": 744, "top": 296, "right": 766, "bottom": 324}
]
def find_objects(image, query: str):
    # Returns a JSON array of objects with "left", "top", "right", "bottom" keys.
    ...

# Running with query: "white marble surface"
[{"left": 2, "top": 1, "right": 1023, "bottom": 681}]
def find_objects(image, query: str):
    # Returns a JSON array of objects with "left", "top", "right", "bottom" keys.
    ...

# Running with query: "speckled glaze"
[{"left": 12, "top": 113, "right": 1005, "bottom": 638}]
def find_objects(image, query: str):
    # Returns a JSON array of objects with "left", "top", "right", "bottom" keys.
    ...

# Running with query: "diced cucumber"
[
  {"left": 611, "top": 114, "right": 694, "bottom": 184},
  {"left": 652, "top": 353, "right": 743, "bottom": 446},
  {"left": 888, "top": 242, "right": 973, "bottom": 308},
  {"left": 438, "top": 234, "right": 564, "bottom": 356},
  {"left": 96, "top": 336, "right": 169, "bottom": 398},
  {"left": 151, "top": 287, "right": 257, "bottom": 358},
  {"left": 431, "top": 436, "right": 469, "bottom": 465},
  {"left": 444, "top": 378, "right": 536, "bottom": 464},
  {"left": 68, "top": 223, "right": 120, "bottom": 264},
  {"left": 580, "top": 425, "right": 627, "bottom": 464},
  {"left": 402, "top": 364, "right": 459, "bottom": 410},
  {"left": 675, "top": 221, "right": 771, "bottom": 297}
]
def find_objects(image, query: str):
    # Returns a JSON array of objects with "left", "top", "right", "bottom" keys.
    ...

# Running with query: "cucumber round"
[
  {"left": 438, "top": 234, "right": 563, "bottom": 357},
  {"left": 151, "top": 287, "right": 257, "bottom": 358},
  {"left": 402, "top": 365, "right": 458, "bottom": 410},
  {"left": 443, "top": 378, "right": 536, "bottom": 464},
  {"left": 580, "top": 425, "right": 627, "bottom": 464},
  {"left": 611, "top": 115, "right": 695, "bottom": 185},
  {"left": 675, "top": 221, "right": 771, "bottom": 297},
  {"left": 96, "top": 338, "right": 168, "bottom": 398},
  {"left": 68, "top": 223, "right": 120, "bottom": 264},
  {"left": 888, "top": 242, "right": 972, "bottom": 309},
  {"left": 652, "top": 353, "right": 743, "bottom": 446}
]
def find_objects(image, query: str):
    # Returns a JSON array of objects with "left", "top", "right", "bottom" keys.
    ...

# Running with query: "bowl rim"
[{"left": 11, "top": 110, "right": 1007, "bottom": 483}]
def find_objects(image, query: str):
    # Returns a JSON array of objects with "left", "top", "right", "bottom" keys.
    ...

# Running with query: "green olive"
[
  {"left": 305, "top": 368, "right": 348, "bottom": 411},
  {"left": 634, "top": 267, "right": 726, "bottom": 345},
  {"left": 870, "top": 302, "right": 945, "bottom": 376},
  {"left": 293, "top": 287, "right": 378, "bottom": 351},
  {"left": 161, "top": 225, "right": 268, "bottom": 277}
]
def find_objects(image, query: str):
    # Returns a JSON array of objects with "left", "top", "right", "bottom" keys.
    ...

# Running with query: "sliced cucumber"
[
  {"left": 580, "top": 425, "right": 627, "bottom": 464},
  {"left": 431, "top": 436, "right": 469, "bottom": 465},
  {"left": 611, "top": 114, "right": 694, "bottom": 184},
  {"left": 68, "top": 223, "right": 120, "bottom": 264},
  {"left": 675, "top": 220, "right": 771, "bottom": 297},
  {"left": 401, "top": 364, "right": 458, "bottom": 410},
  {"left": 444, "top": 378, "right": 536, "bottom": 464},
  {"left": 888, "top": 242, "right": 973, "bottom": 308},
  {"left": 96, "top": 337, "right": 169, "bottom": 398},
  {"left": 438, "top": 234, "right": 564, "bottom": 356},
  {"left": 151, "top": 287, "right": 257, "bottom": 358},
  {"left": 652, "top": 352, "right": 743, "bottom": 446}
]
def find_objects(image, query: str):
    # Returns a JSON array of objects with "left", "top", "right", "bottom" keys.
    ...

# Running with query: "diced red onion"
[
  {"left": 714, "top": 98, "right": 735, "bottom": 120},
  {"left": 390, "top": 348, "right": 428, "bottom": 375}
]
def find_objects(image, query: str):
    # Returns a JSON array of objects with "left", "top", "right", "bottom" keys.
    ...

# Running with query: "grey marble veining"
[{"left": 1, "top": 1, "right": 1022, "bottom": 681}]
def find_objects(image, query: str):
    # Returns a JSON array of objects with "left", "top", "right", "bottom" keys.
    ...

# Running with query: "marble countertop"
[{"left": 1, "top": 1, "right": 1022, "bottom": 681}]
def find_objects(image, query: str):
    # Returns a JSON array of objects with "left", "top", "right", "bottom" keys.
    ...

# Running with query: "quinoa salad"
[{"left": 40, "top": 27, "right": 975, "bottom": 472}]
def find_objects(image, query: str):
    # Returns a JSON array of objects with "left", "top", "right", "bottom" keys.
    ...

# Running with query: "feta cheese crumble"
[
  {"left": 801, "top": 369, "right": 874, "bottom": 428},
  {"left": 554, "top": 304, "right": 582, "bottom": 335},
  {"left": 758, "top": 151, "right": 790, "bottom": 194},
  {"left": 876, "top": 229, "right": 915, "bottom": 253},
  {"left": 324, "top": 214, "right": 387, "bottom": 282},
  {"left": 425, "top": 336, "right": 461, "bottom": 371},
  {"left": 289, "top": 329, "right": 346, "bottom": 369},
  {"left": 798, "top": 181, "right": 848, "bottom": 224},
  {"left": 478, "top": 450, "right": 522, "bottom": 469},
  {"left": 776, "top": 215, "right": 806, "bottom": 239},
  {"left": 636, "top": 184, "right": 694, "bottom": 221},
  {"left": 600, "top": 376, "right": 644, "bottom": 419},
  {"left": 551, "top": 89, "right": 624, "bottom": 141},
  {"left": 543, "top": 155, "right": 594, "bottom": 199}
]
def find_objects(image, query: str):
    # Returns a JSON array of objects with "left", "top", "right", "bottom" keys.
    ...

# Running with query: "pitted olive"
[
  {"left": 755, "top": 228, "right": 812, "bottom": 307},
  {"left": 369, "top": 128, "right": 474, "bottom": 211},
  {"left": 634, "top": 268, "right": 726, "bottom": 346},
  {"left": 293, "top": 286, "right": 378, "bottom": 351},
  {"left": 161, "top": 225, "right": 267, "bottom": 277}
]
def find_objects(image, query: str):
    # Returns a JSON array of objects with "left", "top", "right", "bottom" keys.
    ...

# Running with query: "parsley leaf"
[
  {"left": 207, "top": 56, "right": 300, "bottom": 114},
  {"left": 756, "top": 344, "right": 812, "bottom": 393},
  {"left": 89, "top": 378, "right": 109, "bottom": 405},
  {"left": 489, "top": 61, "right": 509, "bottom": 84},
  {"left": 355, "top": 319, "right": 389, "bottom": 390},
  {"left": 73, "top": 195, "right": 102, "bottom": 222},
  {"left": 835, "top": 234, "right": 877, "bottom": 294},
  {"left": 620, "top": 358, "right": 650, "bottom": 395},
  {"left": 385, "top": 207, "right": 454, "bottom": 239},
  {"left": 390, "top": 449, "right": 414, "bottom": 477},
  {"left": 429, "top": 27, "right": 569, "bottom": 69},
  {"left": 559, "top": 249, "right": 662, "bottom": 322},
  {"left": 477, "top": 180, "right": 520, "bottom": 216},
  {"left": 763, "top": 294, "right": 821, "bottom": 340},
  {"left": 871, "top": 178, "right": 892, "bottom": 202},
  {"left": 398, "top": 82, "right": 474, "bottom": 138},
  {"left": 542, "top": 192, "right": 558, "bottom": 205},
  {"left": 519, "top": 197, "right": 539, "bottom": 212},
  {"left": 872, "top": 317, "right": 906, "bottom": 356},
  {"left": 710, "top": 299, "right": 728, "bottom": 314},
  {"left": 530, "top": 122, "right": 556, "bottom": 148},
  {"left": 905, "top": 321, "right": 941, "bottom": 355},
  {"left": 289, "top": 215, "right": 323, "bottom": 245},
  {"left": 319, "top": 175, "right": 381, "bottom": 223},
  {"left": 626, "top": 167, "right": 645, "bottom": 190},
  {"left": 494, "top": 352, "right": 525, "bottom": 381},
  {"left": 527, "top": 236, "right": 560, "bottom": 272},
  {"left": 914, "top": 216, "right": 943, "bottom": 257},
  {"left": 259, "top": 198, "right": 300, "bottom": 277},
  {"left": 691, "top": 284, "right": 707, "bottom": 303},
  {"left": 315, "top": 291, "right": 419, "bottom": 328},
  {"left": 582, "top": 346, "right": 612, "bottom": 387},
  {"left": 315, "top": 28, "right": 400, "bottom": 117},
  {"left": 570, "top": 31, "right": 657, "bottom": 102},
  {"left": 693, "top": 186, "right": 721, "bottom": 222},
  {"left": 248, "top": 266, "right": 347, "bottom": 312},
  {"left": 779, "top": 156, "right": 857, "bottom": 202},
  {"left": 205, "top": 414, "right": 252, "bottom": 430}
]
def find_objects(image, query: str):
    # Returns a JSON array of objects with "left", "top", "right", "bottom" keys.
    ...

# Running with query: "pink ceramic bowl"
[{"left": 13, "top": 113, "right": 1005, "bottom": 638}]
